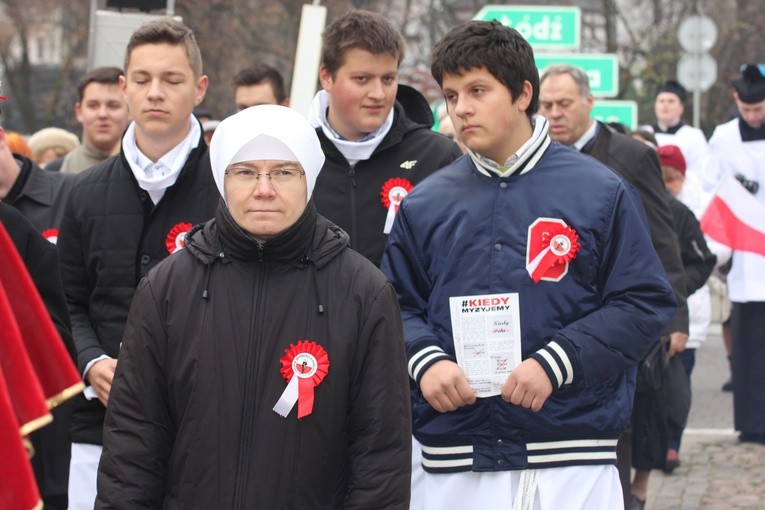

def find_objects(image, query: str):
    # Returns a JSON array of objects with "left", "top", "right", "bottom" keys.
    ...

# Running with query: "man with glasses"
[
  {"left": 705, "top": 63, "right": 765, "bottom": 445},
  {"left": 96, "top": 105, "right": 412, "bottom": 508}
]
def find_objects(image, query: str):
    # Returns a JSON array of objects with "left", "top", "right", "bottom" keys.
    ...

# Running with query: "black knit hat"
[
  {"left": 732, "top": 64, "right": 765, "bottom": 104},
  {"left": 656, "top": 80, "right": 687, "bottom": 102}
]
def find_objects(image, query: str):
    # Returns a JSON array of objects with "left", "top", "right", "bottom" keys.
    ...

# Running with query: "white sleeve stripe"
[
  {"left": 527, "top": 438, "right": 618, "bottom": 450},
  {"left": 412, "top": 351, "right": 449, "bottom": 381},
  {"left": 536, "top": 349, "right": 563, "bottom": 388},
  {"left": 421, "top": 457, "right": 474, "bottom": 469},
  {"left": 409, "top": 348, "right": 448, "bottom": 381},
  {"left": 548, "top": 342, "right": 574, "bottom": 385},
  {"left": 420, "top": 444, "right": 473, "bottom": 455},
  {"left": 408, "top": 345, "right": 442, "bottom": 374}
]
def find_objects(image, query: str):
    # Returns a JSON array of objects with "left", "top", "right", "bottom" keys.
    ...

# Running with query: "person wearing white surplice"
[
  {"left": 706, "top": 64, "right": 765, "bottom": 445},
  {"left": 650, "top": 80, "right": 712, "bottom": 209}
]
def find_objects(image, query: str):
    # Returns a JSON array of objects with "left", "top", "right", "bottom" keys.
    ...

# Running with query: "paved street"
[{"left": 645, "top": 324, "right": 765, "bottom": 509}]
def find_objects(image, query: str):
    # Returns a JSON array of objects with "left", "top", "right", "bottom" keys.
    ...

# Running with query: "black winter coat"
[
  {"left": 4, "top": 154, "right": 75, "bottom": 239},
  {"left": 57, "top": 138, "right": 219, "bottom": 444},
  {"left": 667, "top": 193, "right": 716, "bottom": 295},
  {"left": 312, "top": 84, "right": 463, "bottom": 266},
  {"left": 585, "top": 122, "right": 689, "bottom": 335},
  {"left": 96, "top": 203, "right": 412, "bottom": 509}
]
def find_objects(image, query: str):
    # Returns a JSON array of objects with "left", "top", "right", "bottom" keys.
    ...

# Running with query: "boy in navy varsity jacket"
[{"left": 380, "top": 21, "right": 677, "bottom": 510}]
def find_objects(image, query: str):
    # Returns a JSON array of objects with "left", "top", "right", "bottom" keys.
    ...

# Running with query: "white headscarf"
[{"left": 209, "top": 105, "right": 326, "bottom": 202}]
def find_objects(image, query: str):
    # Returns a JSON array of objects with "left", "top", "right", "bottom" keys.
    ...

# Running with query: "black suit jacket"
[{"left": 585, "top": 122, "right": 689, "bottom": 335}]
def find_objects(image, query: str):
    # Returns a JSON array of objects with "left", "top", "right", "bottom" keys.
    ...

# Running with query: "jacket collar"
[
  {"left": 187, "top": 200, "right": 349, "bottom": 272},
  {"left": 739, "top": 118, "right": 765, "bottom": 141},
  {"left": 5, "top": 155, "right": 53, "bottom": 207},
  {"left": 653, "top": 122, "right": 685, "bottom": 135},
  {"left": 467, "top": 115, "right": 551, "bottom": 178},
  {"left": 215, "top": 200, "right": 317, "bottom": 263},
  {"left": 583, "top": 121, "right": 613, "bottom": 162},
  {"left": 117, "top": 127, "right": 209, "bottom": 201}
]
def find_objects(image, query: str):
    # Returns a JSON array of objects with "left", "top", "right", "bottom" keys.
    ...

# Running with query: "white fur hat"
[{"left": 209, "top": 105, "right": 325, "bottom": 201}]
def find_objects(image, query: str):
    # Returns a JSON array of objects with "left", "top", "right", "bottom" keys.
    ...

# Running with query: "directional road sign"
[
  {"left": 474, "top": 6, "right": 581, "bottom": 50},
  {"left": 536, "top": 54, "right": 620, "bottom": 97},
  {"left": 591, "top": 100, "right": 638, "bottom": 130}
]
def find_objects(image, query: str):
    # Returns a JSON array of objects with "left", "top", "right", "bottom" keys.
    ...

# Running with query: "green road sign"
[
  {"left": 474, "top": 6, "right": 580, "bottom": 50},
  {"left": 591, "top": 100, "right": 638, "bottom": 130},
  {"left": 536, "top": 54, "right": 619, "bottom": 97}
]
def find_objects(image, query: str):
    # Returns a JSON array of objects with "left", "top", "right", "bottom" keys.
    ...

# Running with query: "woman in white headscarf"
[{"left": 96, "top": 105, "right": 412, "bottom": 509}]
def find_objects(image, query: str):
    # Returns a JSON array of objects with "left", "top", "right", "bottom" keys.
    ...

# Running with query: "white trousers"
[
  {"left": 68, "top": 442, "right": 102, "bottom": 510},
  {"left": 410, "top": 437, "right": 624, "bottom": 510}
]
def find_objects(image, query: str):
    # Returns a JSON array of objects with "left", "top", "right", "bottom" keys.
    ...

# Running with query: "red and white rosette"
[
  {"left": 41, "top": 228, "right": 59, "bottom": 245},
  {"left": 273, "top": 340, "right": 329, "bottom": 419},
  {"left": 165, "top": 222, "right": 193, "bottom": 254},
  {"left": 380, "top": 177, "right": 413, "bottom": 234},
  {"left": 526, "top": 224, "right": 580, "bottom": 283}
]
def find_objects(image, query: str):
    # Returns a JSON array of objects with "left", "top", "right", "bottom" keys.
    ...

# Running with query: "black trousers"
[{"left": 731, "top": 301, "right": 765, "bottom": 435}]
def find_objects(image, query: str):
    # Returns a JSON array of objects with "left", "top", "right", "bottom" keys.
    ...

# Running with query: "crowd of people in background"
[{"left": 1, "top": 9, "right": 764, "bottom": 510}]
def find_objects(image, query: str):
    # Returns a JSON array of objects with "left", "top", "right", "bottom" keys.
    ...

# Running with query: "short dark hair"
[
  {"left": 77, "top": 67, "right": 123, "bottom": 102},
  {"left": 656, "top": 79, "right": 687, "bottom": 102},
  {"left": 431, "top": 21, "right": 539, "bottom": 118},
  {"left": 124, "top": 18, "right": 203, "bottom": 78},
  {"left": 321, "top": 10, "right": 405, "bottom": 76},
  {"left": 232, "top": 64, "right": 288, "bottom": 104}
]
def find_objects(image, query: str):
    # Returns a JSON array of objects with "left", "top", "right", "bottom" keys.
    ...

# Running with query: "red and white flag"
[{"left": 700, "top": 174, "right": 765, "bottom": 257}]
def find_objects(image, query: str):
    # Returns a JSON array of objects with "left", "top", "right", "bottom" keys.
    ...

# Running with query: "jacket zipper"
[
  {"left": 348, "top": 164, "right": 358, "bottom": 252},
  {"left": 232, "top": 260, "right": 267, "bottom": 508}
]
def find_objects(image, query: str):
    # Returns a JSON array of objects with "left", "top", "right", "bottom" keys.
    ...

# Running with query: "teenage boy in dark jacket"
[
  {"left": 381, "top": 21, "right": 676, "bottom": 510},
  {"left": 57, "top": 18, "right": 219, "bottom": 509},
  {"left": 308, "top": 10, "right": 462, "bottom": 266}
]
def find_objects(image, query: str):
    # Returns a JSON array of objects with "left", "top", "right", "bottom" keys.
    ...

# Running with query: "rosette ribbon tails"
[
  {"left": 273, "top": 340, "right": 329, "bottom": 419},
  {"left": 526, "top": 224, "right": 580, "bottom": 283}
]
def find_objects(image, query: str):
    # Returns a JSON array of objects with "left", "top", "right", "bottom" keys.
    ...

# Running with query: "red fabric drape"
[
  {"left": 0, "top": 361, "right": 43, "bottom": 510},
  {"left": 0, "top": 223, "right": 83, "bottom": 408},
  {"left": 0, "top": 222, "right": 83, "bottom": 509}
]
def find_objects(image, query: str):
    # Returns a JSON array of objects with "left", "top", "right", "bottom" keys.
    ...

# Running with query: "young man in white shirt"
[{"left": 57, "top": 18, "right": 219, "bottom": 509}]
